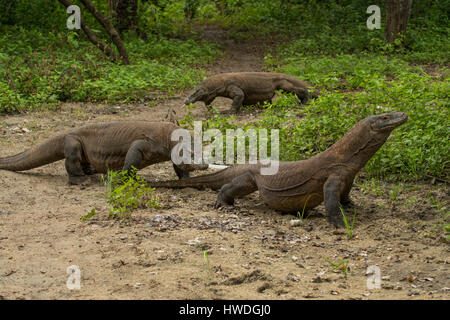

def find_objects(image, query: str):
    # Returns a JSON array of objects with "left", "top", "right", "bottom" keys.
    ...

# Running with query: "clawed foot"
[
  {"left": 328, "top": 215, "right": 345, "bottom": 229},
  {"left": 68, "top": 175, "right": 90, "bottom": 186},
  {"left": 82, "top": 165, "right": 97, "bottom": 175},
  {"left": 214, "top": 197, "right": 234, "bottom": 209},
  {"left": 340, "top": 198, "right": 355, "bottom": 208}
]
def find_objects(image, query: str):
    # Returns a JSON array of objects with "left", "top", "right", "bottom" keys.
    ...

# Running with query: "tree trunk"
[
  {"left": 58, "top": 0, "right": 119, "bottom": 63},
  {"left": 385, "top": 0, "right": 413, "bottom": 43},
  {"left": 79, "top": 0, "right": 130, "bottom": 64}
]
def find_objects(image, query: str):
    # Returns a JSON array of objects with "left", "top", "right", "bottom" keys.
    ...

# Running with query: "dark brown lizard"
[
  {"left": 185, "top": 72, "right": 319, "bottom": 113},
  {"left": 149, "top": 112, "right": 407, "bottom": 227},
  {"left": 0, "top": 121, "right": 207, "bottom": 185}
]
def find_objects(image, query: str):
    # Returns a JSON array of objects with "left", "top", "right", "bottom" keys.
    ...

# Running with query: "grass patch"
[
  {"left": 102, "top": 170, "right": 161, "bottom": 220},
  {"left": 0, "top": 26, "right": 218, "bottom": 112},
  {"left": 339, "top": 206, "right": 358, "bottom": 239}
]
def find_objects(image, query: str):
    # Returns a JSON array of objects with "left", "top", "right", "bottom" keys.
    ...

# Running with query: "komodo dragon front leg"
[
  {"left": 173, "top": 164, "right": 190, "bottom": 179},
  {"left": 323, "top": 175, "right": 347, "bottom": 228},
  {"left": 214, "top": 172, "right": 258, "bottom": 208},
  {"left": 277, "top": 80, "right": 310, "bottom": 105},
  {"left": 124, "top": 139, "right": 194, "bottom": 180}
]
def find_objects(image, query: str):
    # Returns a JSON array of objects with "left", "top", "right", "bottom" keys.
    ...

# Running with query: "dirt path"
[{"left": 0, "top": 31, "right": 448, "bottom": 300}]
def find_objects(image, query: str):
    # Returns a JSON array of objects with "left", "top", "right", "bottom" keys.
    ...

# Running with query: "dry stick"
[
  {"left": 424, "top": 174, "right": 450, "bottom": 184},
  {"left": 79, "top": 0, "right": 130, "bottom": 65},
  {"left": 58, "top": 0, "right": 119, "bottom": 63}
]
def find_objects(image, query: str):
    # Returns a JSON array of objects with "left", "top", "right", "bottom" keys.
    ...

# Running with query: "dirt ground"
[{"left": 0, "top": 29, "right": 448, "bottom": 300}]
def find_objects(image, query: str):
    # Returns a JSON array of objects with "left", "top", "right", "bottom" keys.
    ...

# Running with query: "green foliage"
[
  {"left": 195, "top": 0, "right": 449, "bottom": 63},
  {"left": 1, "top": 0, "right": 448, "bottom": 182},
  {"left": 339, "top": 206, "right": 357, "bottom": 239},
  {"left": 102, "top": 170, "right": 161, "bottom": 219},
  {"left": 0, "top": 26, "right": 218, "bottom": 112},
  {"left": 325, "top": 257, "right": 349, "bottom": 277},
  {"left": 80, "top": 208, "right": 97, "bottom": 222},
  {"left": 296, "top": 194, "right": 313, "bottom": 221},
  {"left": 443, "top": 213, "right": 450, "bottom": 240},
  {"left": 202, "top": 50, "right": 449, "bottom": 179}
]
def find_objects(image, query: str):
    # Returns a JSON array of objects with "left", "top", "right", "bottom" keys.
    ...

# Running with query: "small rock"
[
  {"left": 257, "top": 282, "right": 272, "bottom": 293},
  {"left": 285, "top": 273, "right": 299, "bottom": 282},
  {"left": 290, "top": 219, "right": 302, "bottom": 227},
  {"left": 330, "top": 290, "right": 339, "bottom": 295},
  {"left": 187, "top": 238, "right": 201, "bottom": 245}
]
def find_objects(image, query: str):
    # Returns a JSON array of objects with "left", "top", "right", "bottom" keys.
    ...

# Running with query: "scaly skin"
[
  {"left": 185, "top": 72, "right": 319, "bottom": 113},
  {"left": 149, "top": 113, "right": 408, "bottom": 227},
  {"left": 0, "top": 121, "right": 207, "bottom": 185}
]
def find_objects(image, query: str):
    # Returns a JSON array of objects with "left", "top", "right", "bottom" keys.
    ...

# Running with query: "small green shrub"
[{"left": 102, "top": 170, "right": 161, "bottom": 219}]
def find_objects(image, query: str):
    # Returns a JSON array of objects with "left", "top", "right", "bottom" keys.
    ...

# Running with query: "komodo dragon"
[
  {"left": 0, "top": 121, "right": 207, "bottom": 185},
  {"left": 185, "top": 72, "right": 319, "bottom": 113},
  {"left": 149, "top": 112, "right": 407, "bottom": 227}
]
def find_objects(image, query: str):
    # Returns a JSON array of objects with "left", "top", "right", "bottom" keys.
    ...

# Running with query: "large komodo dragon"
[
  {"left": 0, "top": 121, "right": 207, "bottom": 185},
  {"left": 185, "top": 72, "right": 319, "bottom": 113},
  {"left": 149, "top": 112, "right": 407, "bottom": 227}
]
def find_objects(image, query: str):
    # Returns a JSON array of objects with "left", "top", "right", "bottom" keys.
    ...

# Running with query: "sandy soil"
[{"left": 0, "top": 29, "right": 448, "bottom": 300}]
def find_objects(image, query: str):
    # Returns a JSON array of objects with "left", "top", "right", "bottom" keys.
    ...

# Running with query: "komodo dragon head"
[
  {"left": 341, "top": 112, "right": 408, "bottom": 164},
  {"left": 185, "top": 86, "right": 208, "bottom": 105},
  {"left": 367, "top": 112, "right": 408, "bottom": 134}
]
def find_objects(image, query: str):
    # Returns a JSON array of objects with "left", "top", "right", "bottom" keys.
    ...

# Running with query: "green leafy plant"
[
  {"left": 443, "top": 211, "right": 450, "bottom": 240},
  {"left": 339, "top": 205, "right": 357, "bottom": 239},
  {"left": 202, "top": 250, "right": 213, "bottom": 282},
  {"left": 80, "top": 208, "right": 97, "bottom": 222},
  {"left": 296, "top": 194, "right": 313, "bottom": 221},
  {"left": 325, "top": 257, "right": 349, "bottom": 277},
  {"left": 102, "top": 169, "right": 161, "bottom": 219}
]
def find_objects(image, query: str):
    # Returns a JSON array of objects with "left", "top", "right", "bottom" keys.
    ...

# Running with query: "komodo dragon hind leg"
[
  {"left": 64, "top": 136, "right": 89, "bottom": 185},
  {"left": 323, "top": 176, "right": 346, "bottom": 228},
  {"left": 122, "top": 139, "right": 155, "bottom": 176},
  {"left": 226, "top": 85, "right": 245, "bottom": 113},
  {"left": 215, "top": 172, "right": 258, "bottom": 208}
]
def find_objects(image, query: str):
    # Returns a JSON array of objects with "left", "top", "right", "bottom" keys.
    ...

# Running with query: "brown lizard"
[
  {"left": 185, "top": 72, "right": 319, "bottom": 113},
  {"left": 149, "top": 112, "right": 407, "bottom": 227},
  {"left": 0, "top": 121, "right": 207, "bottom": 184}
]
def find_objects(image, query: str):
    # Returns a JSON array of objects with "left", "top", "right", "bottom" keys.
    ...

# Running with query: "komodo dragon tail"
[
  {"left": 0, "top": 133, "right": 66, "bottom": 172},
  {"left": 149, "top": 164, "right": 258, "bottom": 190}
]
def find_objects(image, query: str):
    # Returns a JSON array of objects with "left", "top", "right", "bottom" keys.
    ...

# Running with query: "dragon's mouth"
[{"left": 371, "top": 112, "right": 408, "bottom": 131}]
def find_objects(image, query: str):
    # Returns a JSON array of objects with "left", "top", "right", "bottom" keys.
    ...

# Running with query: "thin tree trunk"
[
  {"left": 79, "top": 0, "right": 130, "bottom": 65},
  {"left": 58, "top": 0, "right": 119, "bottom": 62},
  {"left": 385, "top": 0, "right": 413, "bottom": 43}
]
